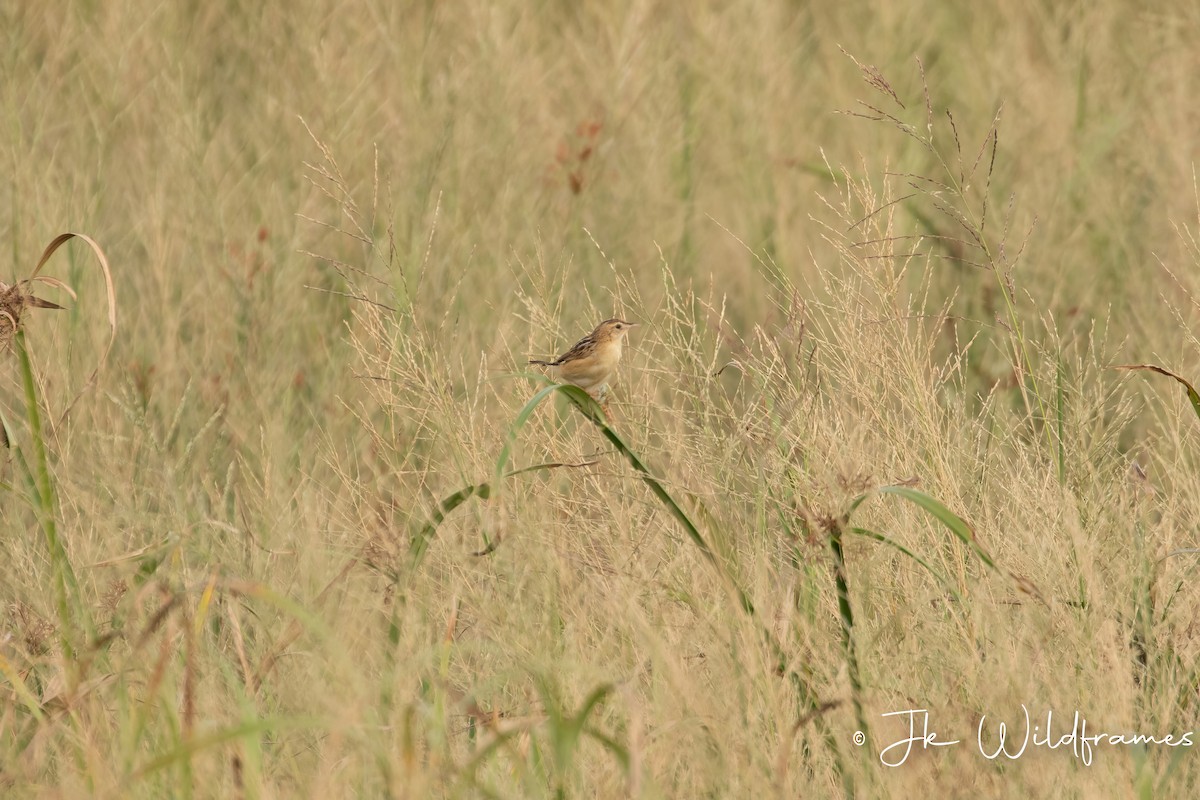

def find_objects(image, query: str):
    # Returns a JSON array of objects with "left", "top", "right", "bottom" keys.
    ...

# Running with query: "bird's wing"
[{"left": 553, "top": 333, "right": 597, "bottom": 365}]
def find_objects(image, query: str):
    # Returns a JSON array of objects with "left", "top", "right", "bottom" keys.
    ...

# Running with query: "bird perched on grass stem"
[{"left": 530, "top": 318, "right": 638, "bottom": 405}]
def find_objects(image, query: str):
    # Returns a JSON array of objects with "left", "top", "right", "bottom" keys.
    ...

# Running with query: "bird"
[{"left": 529, "top": 318, "right": 638, "bottom": 403}]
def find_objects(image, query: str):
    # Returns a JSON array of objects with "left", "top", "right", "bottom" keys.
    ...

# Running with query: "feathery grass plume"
[{"left": 834, "top": 51, "right": 1051, "bottom": 460}]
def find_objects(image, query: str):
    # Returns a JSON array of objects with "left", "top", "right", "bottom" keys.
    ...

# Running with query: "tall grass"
[{"left": 4, "top": 2, "right": 1200, "bottom": 797}]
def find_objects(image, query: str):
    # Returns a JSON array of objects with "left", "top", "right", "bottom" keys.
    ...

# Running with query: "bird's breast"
[{"left": 557, "top": 344, "right": 621, "bottom": 388}]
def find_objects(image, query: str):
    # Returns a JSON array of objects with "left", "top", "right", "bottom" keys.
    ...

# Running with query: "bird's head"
[{"left": 593, "top": 318, "right": 639, "bottom": 342}]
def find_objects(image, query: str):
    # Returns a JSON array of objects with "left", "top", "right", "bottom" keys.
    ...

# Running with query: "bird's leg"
[{"left": 591, "top": 386, "right": 613, "bottom": 422}]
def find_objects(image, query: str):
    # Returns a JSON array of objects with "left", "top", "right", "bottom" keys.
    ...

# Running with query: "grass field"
[{"left": 4, "top": 1, "right": 1200, "bottom": 797}]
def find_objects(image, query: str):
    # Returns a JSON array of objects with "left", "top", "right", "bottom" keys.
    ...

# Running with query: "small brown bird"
[{"left": 530, "top": 318, "right": 638, "bottom": 401}]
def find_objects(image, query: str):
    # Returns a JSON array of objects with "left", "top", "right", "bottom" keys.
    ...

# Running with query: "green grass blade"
[
  {"left": 493, "top": 382, "right": 725, "bottom": 587},
  {"left": 410, "top": 459, "right": 597, "bottom": 569},
  {"left": 838, "top": 486, "right": 1005, "bottom": 752},
  {"left": 493, "top": 382, "right": 564, "bottom": 483},
  {"left": 411, "top": 482, "right": 490, "bottom": 567},
  {"left": 15, "top": 329, "right": 91, "bottom": 653},
  {"left": 570, "top": 683, "right": 614, "bottom": 728},
  {"left": 584, "top": 726, "right": 631, "bottom": 774},
  {"left": 875, "top": 485, "right": 997, "bottom": 570},
  {"left": 0, "top": 651, "right": 46, "bottom": 723},
  {"left": 131, "top": 716, "right": 320, "bottom": 779},
  {"left": 828, "top": 519, "right": 868, "bottom": 745},
  {"left": 556, "top": 388, "right": 724, "bottom": 572},
  {"left": 849, "top": 526, "right": 963, "bottom": 604},
  {"left": 1115, "top": 364, "right": 1200, "bottom": 423}
]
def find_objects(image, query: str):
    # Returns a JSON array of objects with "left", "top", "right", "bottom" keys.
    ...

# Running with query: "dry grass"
[{"left": 4, "top": 1, "right": 1200, "bottom": 797}]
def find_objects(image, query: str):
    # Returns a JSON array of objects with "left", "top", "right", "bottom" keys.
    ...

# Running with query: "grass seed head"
[{"left": 0, "top": 280, "right": 63, "bottom": 351}]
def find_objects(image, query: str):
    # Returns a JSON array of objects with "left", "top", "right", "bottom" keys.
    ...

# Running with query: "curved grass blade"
[
  {"left": 493, "top": 383, "right": 564, "bottom": 483},
  {"left": 26, "top": 233, "right": 118, "bottom": 425},
  {"left": 1114, "top": 364, "right": 1200, "bottom": 423},
  {"left": 410, "top": 459, "right": 598, "bottom": 569},
  {"left": 875, "top": 485, "right": 997, "bottom": 570},
  {"left": 531, "top": 678, "right": 619, "bottom": 777},
  {"left": 849, "top": 526, "right": 963, "bottom": 604},
  {"left": 835, "top": 485, "right": 1001, "bottom": 751},
  {"left": 492, "top": 382, "right": 726, "bottom": 584},
  {"left": 583, "top": 726, "right": 631, "bottom": 774},
  {"left": 412, "top": 481, "right": 491, "bottom": 568},
  {"left": 554, "top": 387, "right": 724, "bottom": 572},
  {"left": 455, "top": 721, "right": 532, "bottom": 794}
]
